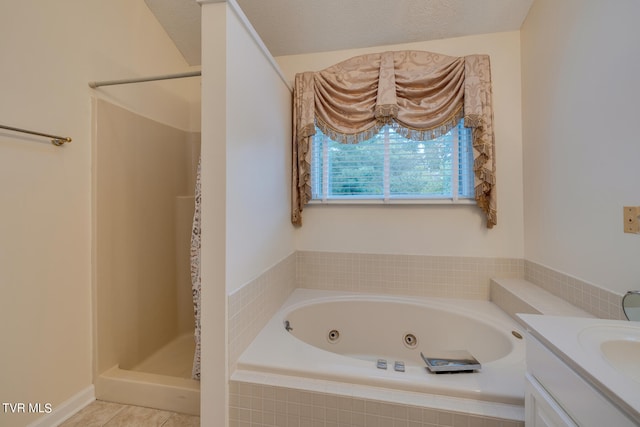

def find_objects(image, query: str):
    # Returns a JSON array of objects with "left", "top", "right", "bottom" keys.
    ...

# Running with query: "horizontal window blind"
[{"left": 311, "top": 119, "right": 474, "bottom": 202}]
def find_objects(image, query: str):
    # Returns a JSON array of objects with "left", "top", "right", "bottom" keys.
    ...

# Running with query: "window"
[
  {"left": 292, "top": 51, "right": 496, "bottom": 227},
  {"left": 311, "top": 118, "right": 474, "bottom": 203}
]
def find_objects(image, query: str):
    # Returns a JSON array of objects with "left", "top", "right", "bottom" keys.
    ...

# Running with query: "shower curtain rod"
[
  {"left": 0, "top": 124, "right": 72, "bottom": 146},
  {"left": 88, "top": 70, "right": 201, "bottom": 88}
]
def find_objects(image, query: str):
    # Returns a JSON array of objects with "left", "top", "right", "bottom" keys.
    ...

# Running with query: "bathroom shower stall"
[{"left": 93, "top": 98, "right": 201, "bottom": 415}]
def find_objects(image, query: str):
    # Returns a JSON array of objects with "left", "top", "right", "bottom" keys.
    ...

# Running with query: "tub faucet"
[{"left": 284, "top": 320, "right": 293, "bottom": 332}]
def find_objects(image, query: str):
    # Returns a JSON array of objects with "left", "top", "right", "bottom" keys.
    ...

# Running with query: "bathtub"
[{"left": 235, "top": 289, "right": 526, "bottom": 408}]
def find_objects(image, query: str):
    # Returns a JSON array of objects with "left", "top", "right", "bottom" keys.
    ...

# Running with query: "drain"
[
  {"left": 512, "top": 330, "right": 523, "bottom": 340},
  {"left": 403, "top": 333, "right": 418, "bottom": 348},
  {"left": 327, "top": 329, "right": 340, "bottom": 343}
]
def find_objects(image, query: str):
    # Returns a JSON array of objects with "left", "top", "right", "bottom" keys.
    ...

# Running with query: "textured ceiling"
[
  {"left": 145, "top": 0, "right": 534, "bottom": 66},
  {"left": 236, "top": 0, "right": 534, "bottom": 57},
  {"left": 145, "top": 0, "right": 202, "bottom": 65}
]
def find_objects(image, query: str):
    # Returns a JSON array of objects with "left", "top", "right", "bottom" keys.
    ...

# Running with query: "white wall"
[
  {"left": 225, "top": 4, "right": 295, "bottom": 293},
  {"left": 0, "top": 1, "right": 199, "bottom": 426},
  {"left": 276, "top": 31, "right": 524, "bottom": 258},
  {"left": 199, "top": 1, "right": 296, "bottom": 425},
  {"left": 521, "top": 0, "right": 640, "bottom": 294},
  {"left": 199, "top": 2, "right": 228, "bottom": 425}
]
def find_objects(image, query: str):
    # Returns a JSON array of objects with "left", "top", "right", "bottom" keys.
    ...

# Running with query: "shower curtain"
[{"left": 190, "top": 157, "right": 201, "bottom": 380}]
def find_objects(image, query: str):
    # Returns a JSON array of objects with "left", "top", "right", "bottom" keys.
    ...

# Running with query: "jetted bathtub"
[{"left": 236, "top": 289, "right": 526, "bottom": 407}]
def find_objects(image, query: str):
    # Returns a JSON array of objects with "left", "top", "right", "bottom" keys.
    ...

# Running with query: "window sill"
[{"left": 308, "top": 198, "right": 476, "bottom": 205}]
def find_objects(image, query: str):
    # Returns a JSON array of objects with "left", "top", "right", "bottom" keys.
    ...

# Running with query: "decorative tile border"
[
  {"left": 296, "top": 251, "right": 524, "bottom": 300},
  {"left": 524, "top": 260, "right": 625, "bottom": 320}
]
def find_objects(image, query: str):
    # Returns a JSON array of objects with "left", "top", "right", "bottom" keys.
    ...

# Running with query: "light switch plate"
[{"left": 623, "top": 206, "right": 640, "bottom": 233}]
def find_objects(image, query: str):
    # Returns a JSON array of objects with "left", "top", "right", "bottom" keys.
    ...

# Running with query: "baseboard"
[{"left": 27, "top": 385, "right": 95, "bottom": 427}]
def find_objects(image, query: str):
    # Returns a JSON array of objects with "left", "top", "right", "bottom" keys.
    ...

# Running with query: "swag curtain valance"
[{"left": 292, "top": 50, "right": 497, "bottom": 228}]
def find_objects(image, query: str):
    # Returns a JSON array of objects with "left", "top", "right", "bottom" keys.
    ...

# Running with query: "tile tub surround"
[
  {"left": 490, "top": 278, "right": 594, "bottom": 322},
  {"left": 228, "top": 268, "right": 527, "bottom": 426},
  {"left": 229, "top": 253, "right": 297, "bottom": 368},
  {"left": 229, "top": 375, "right": 524, "bottom": 427},
  {"left": 295, "top": 252, "right": 624, "bottom": 318},
  {"left": 296, "top": 251, "right": 524, "bottom": 299},
  {"left": 228, "top": 252, "right": 524, "bottom": 369},
  {"left": 227, "top": 252, "right": 633, "bottom": 426},
  {"left": 524, "top": 260, "right": 625, "bottom": 320},
  {"left": 228, "top": 252, "right": 625, "bottom": 374}
]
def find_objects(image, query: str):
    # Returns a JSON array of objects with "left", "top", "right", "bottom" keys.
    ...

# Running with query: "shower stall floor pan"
[
  {"left": 132, "top": 332, "right": 195, "bottom": 379},
  {"left": 96, "top": 333, "right": 199, "bottom": 415},
  {"left": 96, "top": 366, "right": 200, "bottom": 415}
]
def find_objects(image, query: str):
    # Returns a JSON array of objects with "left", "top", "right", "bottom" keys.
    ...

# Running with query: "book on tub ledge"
[{"left": 420, "top": 350, "right": 481, "bottom": 373}]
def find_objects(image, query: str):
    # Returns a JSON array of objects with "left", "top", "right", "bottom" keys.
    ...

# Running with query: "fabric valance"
[{"left": 292, "top": 50, "right": 497, "bottom": 228}]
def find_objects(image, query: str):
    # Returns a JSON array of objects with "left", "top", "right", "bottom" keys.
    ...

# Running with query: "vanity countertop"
[{"left": 518, "top": 314, "right": 640, "bottom": 421}]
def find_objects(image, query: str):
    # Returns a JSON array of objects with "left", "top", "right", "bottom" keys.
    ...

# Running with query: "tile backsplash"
[
  {"left": 524, "top": 260, "right": 624, "bottom": 320},
  {"left": 297, "top": 251, "right": 524, "bottom": 300}
]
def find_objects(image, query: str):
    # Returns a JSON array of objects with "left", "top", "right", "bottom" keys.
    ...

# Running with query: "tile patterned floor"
[{"left": 59, "top": 400, "right": 199, "bottom": 427}]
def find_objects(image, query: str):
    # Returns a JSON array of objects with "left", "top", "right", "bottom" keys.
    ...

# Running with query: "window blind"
[{"left": 311, "top": 119, "right": 474, "bottom": 202}]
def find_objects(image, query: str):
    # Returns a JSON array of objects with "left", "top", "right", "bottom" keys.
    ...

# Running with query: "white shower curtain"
[{"left": 190, "top": 157, "right": 201, "bottom": 380}]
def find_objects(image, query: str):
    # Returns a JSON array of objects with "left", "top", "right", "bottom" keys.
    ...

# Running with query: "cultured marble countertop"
[{"left": 518, "top": 314, "right": 640, "bottom": 421}]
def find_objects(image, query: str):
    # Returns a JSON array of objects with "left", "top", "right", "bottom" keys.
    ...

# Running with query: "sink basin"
[
  {"left": 519, "top": 314, "right": 640, "bottom": 423},
  {"left": 579, "top": 324, "right": 640, "bottom": 383},
  {"left": 601, "top": 340, "right": 640, "bottom": 383}
]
